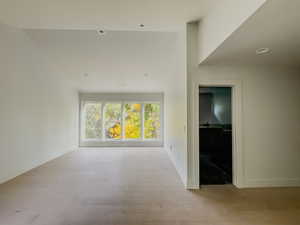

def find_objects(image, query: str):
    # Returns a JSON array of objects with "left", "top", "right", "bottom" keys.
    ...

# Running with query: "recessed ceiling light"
[
  {"left": 256, "top": 48, "right": 270, "bottom": 55},
  {"left": 97, "top": 30, "right": 106, "bottom": 36}
]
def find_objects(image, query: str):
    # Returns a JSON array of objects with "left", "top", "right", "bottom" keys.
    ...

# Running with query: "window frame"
[{"left": 79, "top": 93, "right": 164, "bottom": 147}]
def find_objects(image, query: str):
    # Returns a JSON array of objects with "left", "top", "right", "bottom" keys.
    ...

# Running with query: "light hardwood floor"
[{"left": 0, "top": 149, "right": 300, "bottom": 225}]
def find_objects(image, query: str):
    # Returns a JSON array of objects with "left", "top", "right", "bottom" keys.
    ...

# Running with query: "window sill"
[{"left": 79, "top": 140, "right": 164, "bottom": 148}]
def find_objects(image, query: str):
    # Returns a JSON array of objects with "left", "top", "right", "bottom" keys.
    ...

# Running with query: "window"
[
  {"left": 104, "top": 103, "right": 122, "bottom": 140},
  {"left": 144, "top": 103, "right": 161, "bottom": 139},
  {"left": 84, "top": 103, "right": 102, "bottom": 139},
  {"left": 124, "top": 103, "right": 142, "bottom": 139},
  {"left": 79, "top": 93, "right": 163, "bottom": 147}
]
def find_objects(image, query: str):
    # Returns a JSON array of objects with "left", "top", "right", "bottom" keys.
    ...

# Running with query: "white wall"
[
  {"left": 188, "top": 23, "right": 300, "bottom": 188},
  {"left": 26, "top": 29, "right": 188, "bottom": 186},
  {"left": 198, "top": 0, "right": 266, "bottom": 63},
  {"left": 194, "top": 65, "right": 300, "bottom": 187},
  {"left": 0, "top": 23, "right": 78, "bottom": 184}
]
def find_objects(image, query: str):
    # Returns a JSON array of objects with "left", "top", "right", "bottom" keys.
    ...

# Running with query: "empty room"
[{"left": 0, "top": 0, "right": 300, "bottom": 224}]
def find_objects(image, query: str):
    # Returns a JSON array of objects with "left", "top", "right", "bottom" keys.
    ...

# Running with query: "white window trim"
[{"left": 79, "top": 93, "right": 164, "bottom": 147}]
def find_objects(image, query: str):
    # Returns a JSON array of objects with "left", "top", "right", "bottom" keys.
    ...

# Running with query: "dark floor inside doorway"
[{"left": 200, "top": 126, "right": 232, "bottom": 185}]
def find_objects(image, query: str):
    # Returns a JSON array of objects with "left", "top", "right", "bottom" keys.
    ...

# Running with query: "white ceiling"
[
  {"left": 26, "top": 29, "right": 182, "bottom": 92},
  {"left": 202, "top": 0, "right": 300, "bottom": 67},
  {"left": 0, "top": 0, "right": 218, "bottom": 31}
]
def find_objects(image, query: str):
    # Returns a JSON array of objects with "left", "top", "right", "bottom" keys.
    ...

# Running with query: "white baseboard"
[
  {"left": 185, "top": 178, "right": 300, "bottom": 189},
  {"left": 186, "top": 183, "right": 199, "bottom": 189},
  {"left": 165, "top": 148, "right": 188, "bottom": 188},
  {"left": 244, "top": 178, "right": 300, "bottom": 188}
]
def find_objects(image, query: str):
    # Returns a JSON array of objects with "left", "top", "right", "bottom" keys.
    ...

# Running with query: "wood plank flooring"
[{"left": 0, "top": 149, "right": 300, "bottom": 225}]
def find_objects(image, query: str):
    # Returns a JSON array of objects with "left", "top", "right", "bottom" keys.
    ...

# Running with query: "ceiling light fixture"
[
  {"left": 256, "top": 48, "right": 270, "bottom": 55},
  {"left": 97, "top": 30, "right": 106, "bottom": 36}
]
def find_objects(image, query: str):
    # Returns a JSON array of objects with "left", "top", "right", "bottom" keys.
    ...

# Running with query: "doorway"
[{"left": 199, "top": 87, "right": 232, "bottom": 185}]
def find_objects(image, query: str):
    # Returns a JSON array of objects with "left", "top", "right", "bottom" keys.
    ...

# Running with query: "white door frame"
[{"left": 188, "top": 79, "right": 244, "bottom": 188}]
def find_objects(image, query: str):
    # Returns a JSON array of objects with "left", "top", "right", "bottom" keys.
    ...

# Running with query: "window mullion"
[
  {"left": 141, "top": 103, "right": 144, "bottom": 141},
  {"left": 101, "top": 102, "right": 105, "bottom": 141},
  {"left": 81, "top": 101, "right": 86, "bottom": 140},
  {"left": 121, "top": 102, "right": 125, "bottom": 140}
]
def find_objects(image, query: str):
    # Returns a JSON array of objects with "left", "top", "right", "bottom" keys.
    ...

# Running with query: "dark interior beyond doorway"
[{"left": 199, "top": 87, "right": 232, "bottom": 185}]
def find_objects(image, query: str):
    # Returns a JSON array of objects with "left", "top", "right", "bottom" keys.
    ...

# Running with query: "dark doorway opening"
[{"left": 199, "top": 87, "right": 232, "bottom": 185}]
